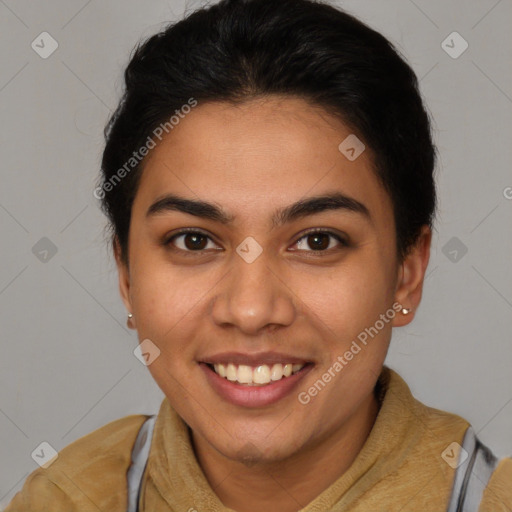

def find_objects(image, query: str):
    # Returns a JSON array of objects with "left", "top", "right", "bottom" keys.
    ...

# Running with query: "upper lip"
[{"left": 200, "top": 351, "right": 313, "bottom": 366}]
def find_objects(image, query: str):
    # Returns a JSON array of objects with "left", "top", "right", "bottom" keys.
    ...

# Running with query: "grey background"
[{"left": 1, "top": 0, "right": 511, "bottom": 506}]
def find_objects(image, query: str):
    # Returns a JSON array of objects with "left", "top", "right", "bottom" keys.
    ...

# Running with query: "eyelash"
[{"left": 163, "top": 227, "right": 349, "bottom": 256}]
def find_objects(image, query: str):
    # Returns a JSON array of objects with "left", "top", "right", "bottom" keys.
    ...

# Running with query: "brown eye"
[
  {"left": 292, "top": 230, "right": 348, "bottom": 253},
  {"left": 306, "top": 233, "right": 330, "bottom": 251},
  {"left": 182, "top": 233, "right": 208, "bottom": 250},
  {"left": 166, "top": 230, "right": 218, "bottom": 252}
]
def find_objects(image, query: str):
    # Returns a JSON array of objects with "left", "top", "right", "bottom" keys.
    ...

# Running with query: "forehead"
[{"left": 133, "top": 96, "right": 394, "bottom": 228}]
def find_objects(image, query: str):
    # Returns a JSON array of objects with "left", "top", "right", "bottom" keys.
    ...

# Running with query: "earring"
[
  {"left": 127, "top": 313, "right": 134, "bottom": 329},
  {"left": 401, "top": 307, "right": 412, "bottom": 315},
  {"left": 127, "top": 313, "right": 133, "bottom": 319}
]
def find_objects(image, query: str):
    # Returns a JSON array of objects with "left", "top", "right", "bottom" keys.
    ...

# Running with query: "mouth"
[
  {"left": 205, "top": 362, "right": 307, "bottom": 386},
  {"left": 198, "top": 353, "right": 314, "bottom": 407}
]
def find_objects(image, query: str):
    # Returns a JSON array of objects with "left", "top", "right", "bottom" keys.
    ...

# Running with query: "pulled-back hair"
[{"left": 98, "top": 0, "right": 437, "bottom": 266}]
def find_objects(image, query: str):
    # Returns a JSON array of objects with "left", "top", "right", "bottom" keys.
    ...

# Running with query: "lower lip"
[{"left": 199, "top": 363, "right": 314, "bottom": 408}]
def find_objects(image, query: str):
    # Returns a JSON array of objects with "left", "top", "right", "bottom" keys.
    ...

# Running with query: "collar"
[{"left": 146, "top": 365, "right": 441, "bottom": 511}]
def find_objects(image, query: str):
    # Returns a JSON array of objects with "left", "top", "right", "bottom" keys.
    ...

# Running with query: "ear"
[
  {"left": 392, "top": 225, "right": 432, "bottom": 327},
  {"left": 114, "top": 237, "right": 136, "bottom": 329}
]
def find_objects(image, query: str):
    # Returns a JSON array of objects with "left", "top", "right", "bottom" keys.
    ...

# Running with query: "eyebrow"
[{"left": 146, "top": 192, "right": 372, "bottom": 228}]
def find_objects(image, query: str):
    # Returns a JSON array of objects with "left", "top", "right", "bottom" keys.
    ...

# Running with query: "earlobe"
[
  {"left": 114, "top": 237, "right": 136, "bottom": 328},
  {"left": 392, "top": 226, "right": 432, "bottom": 327}
]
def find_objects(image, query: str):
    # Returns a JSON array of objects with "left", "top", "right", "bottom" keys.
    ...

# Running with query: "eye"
[
  {"left": 291, "top": 229, "right": 348, "bottom": 253},
  {"left": 165, "top": 229, "right": 220, "bottom": 253},
  {"left": 164, "top": 228, "right": 348, "bottom": 255}
]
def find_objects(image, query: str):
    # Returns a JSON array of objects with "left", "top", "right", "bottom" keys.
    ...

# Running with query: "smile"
[
  {"left": 210, "top": 362, "right": 305, "bottom": 386},
  {"left": 199, "top": 357, "right": 314, "bottom": 408}
]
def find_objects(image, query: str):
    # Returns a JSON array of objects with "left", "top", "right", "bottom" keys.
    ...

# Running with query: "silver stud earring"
[
  {"left": 401, "top": 307, "right": 412, "bottom": 315},
  {"left": 127, "top": 313, "right": 133, "bottom": 319}
]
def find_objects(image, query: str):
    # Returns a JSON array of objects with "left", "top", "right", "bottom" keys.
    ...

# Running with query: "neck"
[{"left": 190, "top": 390, "right": 380, "bottom": 512}]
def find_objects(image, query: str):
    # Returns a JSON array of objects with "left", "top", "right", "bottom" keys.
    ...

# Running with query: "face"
[{"left": 116, "top": 96, "right": 430, "bottom": 464}]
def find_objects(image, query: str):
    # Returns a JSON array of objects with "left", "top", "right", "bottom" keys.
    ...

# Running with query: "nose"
[{"left": 210, "top": 251, "right": 296, "bottom": 335}]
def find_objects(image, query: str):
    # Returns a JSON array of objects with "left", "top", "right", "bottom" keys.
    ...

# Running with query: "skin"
[{"left": 115, "top": 95, "right": 431, "bottom": 512}]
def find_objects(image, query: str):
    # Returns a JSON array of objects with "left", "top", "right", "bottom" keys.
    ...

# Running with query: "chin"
[{"left": 214, "top": 428, "right": 305, "bottom": 465}]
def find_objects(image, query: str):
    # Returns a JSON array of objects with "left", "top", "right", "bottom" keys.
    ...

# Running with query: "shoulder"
[
  {"left": 4, "top": 413, "right": 149, "bottom": 512},
  {"left": 408, "top": 397, "right": 512, "bottom": 510},
  {"left": 418, "top": 400, "right": 471, "bottom": 432},
  {"left": 408, "top": 391, "right": 471, "bottom": 466},
  {"left": 385, "top": 367, "right": 471, "bottom": 442},
  {"left": 480, "top": 456, "right": 512, "bottom": 511},
  {"left": 50, "top": 413, "right": 149, "bottom": 475}
]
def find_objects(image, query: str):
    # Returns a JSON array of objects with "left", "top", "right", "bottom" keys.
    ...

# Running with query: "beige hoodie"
[{"left": 5, "top": 366, "right": 512, "bottom": 511}]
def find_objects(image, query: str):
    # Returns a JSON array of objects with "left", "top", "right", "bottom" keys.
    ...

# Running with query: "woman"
[{"left": 6, "top": 0, "right": 511, "bottom": 510}]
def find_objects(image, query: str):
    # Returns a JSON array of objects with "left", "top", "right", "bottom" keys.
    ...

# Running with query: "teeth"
[
  {"left": 253, "top": 364, "right": 270, "bottom": 384},
  {"left": 226, "top": 363, "right": 237, "bottom": 382},
  {"left": 270, "top": 363, "right": 284, "bottom": 381},
  {"left": 212, "top": 362, "right": 305, "bottom": 386},
  {"left": 237, "top": 365, "right": 253, "bottom": 384},
  {"left": 217, "top": 363, "right": 226, "bottom": 378}
]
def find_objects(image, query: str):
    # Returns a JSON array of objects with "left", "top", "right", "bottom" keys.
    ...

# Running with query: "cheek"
[
  {"left": 129, "top": 255, "right": 203, "bottom": 329},
  {"left": 294, "top": 253, "right": 394, "bottom": 336},
  {"left": 130, "top": 267, "right": 202, "bottom": 397},
  {"left": 295, "top": 257, "right": 393, "bottom": 306},
  {"left": 128, "top": 268, "right": 205, "bottom": 371}
]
